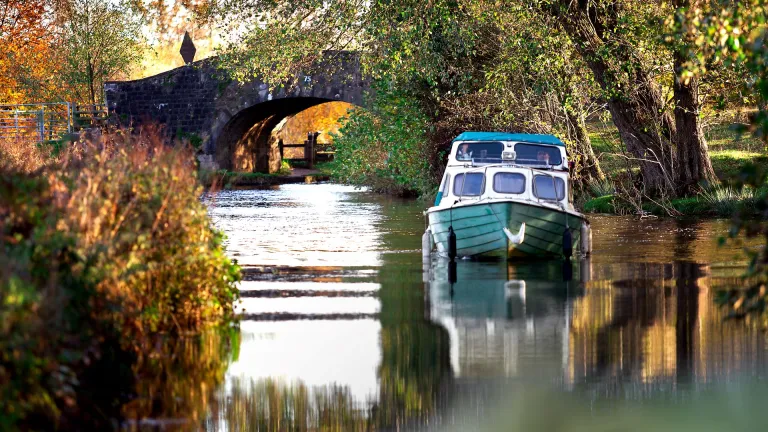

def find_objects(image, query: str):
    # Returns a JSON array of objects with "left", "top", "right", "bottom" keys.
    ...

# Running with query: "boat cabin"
[
  {"left": 448, "top": 132, "right": 568, "bottom": 169},
  {"left": 434, "top": 132, "right": 573, "bottom": 210}
]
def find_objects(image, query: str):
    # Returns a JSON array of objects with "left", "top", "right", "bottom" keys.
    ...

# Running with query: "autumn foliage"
[
  {"left": 0, "top": 128, "right": 240, "bottom": 428},
  {"left": 0, "top": 0, "right": 58, "bottom": 103}
]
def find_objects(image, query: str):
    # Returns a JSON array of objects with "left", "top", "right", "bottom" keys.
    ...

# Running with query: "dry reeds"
[
  {"left": 0, "top": 135, "right": 49, "bottom": 173},
  {"left": 1, "top": 126, "right": 240, "bottom": 428}
]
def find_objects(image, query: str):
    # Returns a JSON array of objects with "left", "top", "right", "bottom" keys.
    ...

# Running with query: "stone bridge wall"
[{"left": 105, "top": 52, "right": 365, "bottom": 172}]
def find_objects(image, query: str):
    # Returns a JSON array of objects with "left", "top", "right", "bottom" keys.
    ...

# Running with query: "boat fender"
[
  {"left": 503, "top": 223, "right": 526, "bottom": 245},
  {"left": 562, "top": 260, "right": 573, "bottom": 282},
  {"left": 448, "top": 226, "right": 457, "bottom": 261},
  {"left": 448, "top": 260, "right": 457, "bottom": 285},
  {"left": 563, "top": 228, "right": 573, "bottom": 259},
  {"left": 422, "top": 228, "right": 432, "bottom": 260},
  {"left": 580, "top": 222, "right": 592, "bottom": 255}
]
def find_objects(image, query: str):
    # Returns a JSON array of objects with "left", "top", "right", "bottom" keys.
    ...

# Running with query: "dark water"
[{"left": 133, "top": 184, "right": 768, "bottom": 431}]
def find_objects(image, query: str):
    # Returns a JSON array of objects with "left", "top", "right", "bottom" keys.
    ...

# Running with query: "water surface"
[{"left": 196, "top": 183, "right": 766, "bottom": 431}]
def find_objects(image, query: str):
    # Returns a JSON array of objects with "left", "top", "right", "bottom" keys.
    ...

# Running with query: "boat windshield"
[
  {"left": 455, "top": 141, "right": 504, "bottom": 163},
  {"left": 453, "top": 173, "right": 485, "bottom": 196},
  {"left": 493, "top": 172, "right": 526, "bottom": 194},
  {"left": 514, "top": 143, "right": 562, "bottom": 166},
  {"left": 533, "top": 175, "right": 565, "bottom": 200}
]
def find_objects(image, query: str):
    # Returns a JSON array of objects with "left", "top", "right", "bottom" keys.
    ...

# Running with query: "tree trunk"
[
  {"left": 564, "top": 103, "right": 605, "bottom": 183},
  {"left": 88, "top": 61, "right": 96, "bottom": 107},
  {"left": 550, "top": 1, "right": 676, "bottom": 195},
  {"left": 672, "top": 0, "right": 718, "bottom": 194},
  {"left": 673, "top": 55, "right": 717, "bottom": 193}
]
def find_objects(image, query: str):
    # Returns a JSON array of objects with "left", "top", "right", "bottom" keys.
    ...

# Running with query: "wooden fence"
[{"left": 279, "top": 132, "right": 335, "bottom": 169}]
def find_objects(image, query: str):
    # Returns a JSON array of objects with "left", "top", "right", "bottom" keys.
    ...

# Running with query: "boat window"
[
  {"left": 455, "top": 141, "right": 504, "bottom": 163},
  {"left": 493, "top": 172, "right": 526, "bottom": 194},
  {"left": 514, "top": 143, "right": 563, "bottom": 166},
  {"left": 441, "top": 174, "right": 451, "bottom": 195},
  {"left": 434, "top": 173, "right": 451, "bottom": 205},
  {"left": 453, "top": 173, "right": 485, "bottom": 196},
  {"left": 533, "top": 175, "right": 565, "bottom": 200}
]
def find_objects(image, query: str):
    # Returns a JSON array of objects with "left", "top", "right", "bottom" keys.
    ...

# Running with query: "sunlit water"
[{"left": 187, "top": 183, "right": 768, "bottom": 431}]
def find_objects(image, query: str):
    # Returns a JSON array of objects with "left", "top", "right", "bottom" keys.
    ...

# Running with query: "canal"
[{"left": 134, "top": 183, "right": 768, "bottom": 430}]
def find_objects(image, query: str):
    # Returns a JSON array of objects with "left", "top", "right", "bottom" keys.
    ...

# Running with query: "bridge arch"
[
  {"left": 105, "top": 52, "right": 366, "bottom": 172},
  {"left": 212, "top": 97, "right": 356, "bottom": 172}
]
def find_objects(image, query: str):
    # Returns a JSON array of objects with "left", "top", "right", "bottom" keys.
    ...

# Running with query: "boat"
[{"left": 424, "top": 132, "right": 591, "bottom": 259}]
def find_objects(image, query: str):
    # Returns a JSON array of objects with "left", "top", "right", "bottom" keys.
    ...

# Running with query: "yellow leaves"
[
  {"left": 0, "top": 0, "right": 58, "bottom": 103},
  {"left": 734, "top": 295, "right": 745, "bottom": 311}
]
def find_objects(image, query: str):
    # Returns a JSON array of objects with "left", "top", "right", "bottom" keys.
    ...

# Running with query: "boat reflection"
[
  {"left": 425, "top": 258, "right": 588, "bottom": 381},
  {"left": 427, "top": 255, "right": 768, "bottom": 404}
]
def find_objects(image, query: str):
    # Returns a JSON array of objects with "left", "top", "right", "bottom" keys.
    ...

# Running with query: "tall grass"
[
  {"left": 0, "top": 136, "right": 48, "bottom": 173},
  {"left": 0, "top": 127, "right": 240, "bottom": 429},
  {"left": 699, "top": 185, "right": 760, "bottom": 216}
]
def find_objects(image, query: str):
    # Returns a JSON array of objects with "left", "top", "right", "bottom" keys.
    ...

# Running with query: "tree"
[
  {"left": 541, "top": 1, "right": 678, "bottom": 194},
  {"left": 0, "top": 0, "right": 56, "bottom": 103},
  {"left": 57, "top": 0, "right": 145, "bottom": 105},
  {"left": 174, "top": 0, "right": 728, "bottom": 196},
  {"left": 464, "top": 2, "right": 606, "bottom": 184},
  {"left": 671, "top": 0, "right": 718, "bottom": 194},
  {"left": 676, "top": 0, "right": 768, "bottom": 320}
]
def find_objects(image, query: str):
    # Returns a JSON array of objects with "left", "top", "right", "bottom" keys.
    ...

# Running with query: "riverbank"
[
  {"left": 199, "top": 166, "right": 331, "bottom": 188},
  {"left": 0, "top": 131, "right": 240, "bottom": 430},
  {"left": 581, "top": 117, "right": 768, "bottom": 217},
  {"left": 583, "top": 187, "right": 767, "bottom": 217}
]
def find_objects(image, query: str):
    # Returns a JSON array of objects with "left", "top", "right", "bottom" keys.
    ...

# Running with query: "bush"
[
  {"left": 331, "top": 84, "right": 437, "bottom": 196},
  {"left": 0, "top": 128, "right": 240, "bottom": 429},
  {"left": 278, "top": 159, "right": 292, "bottom": 175}
]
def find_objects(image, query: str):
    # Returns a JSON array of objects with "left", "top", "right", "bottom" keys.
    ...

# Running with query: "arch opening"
[{"left": 213, "top": 98, "right": 358, "bottom": 173}]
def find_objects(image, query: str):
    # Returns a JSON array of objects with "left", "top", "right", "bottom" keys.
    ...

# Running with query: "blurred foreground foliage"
[
  {"left": 0, "top": 128, "right": 240, "bottom": 430},
  {"left": 673, "top": 1, "right": 768, "bottom": 320}
]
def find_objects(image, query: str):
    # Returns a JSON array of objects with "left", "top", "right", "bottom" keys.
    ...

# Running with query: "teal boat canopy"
[{"left": 453, "top": 131, "right": 565, "bottom": 147}]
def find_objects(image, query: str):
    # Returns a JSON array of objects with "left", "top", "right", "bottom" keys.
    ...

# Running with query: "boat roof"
[{"left": 452, "top": 131, "right": 565, "bottom": 147}]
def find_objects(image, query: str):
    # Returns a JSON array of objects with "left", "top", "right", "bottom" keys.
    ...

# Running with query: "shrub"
[
  {"left": 331, "top": 84, "right": 436, "bottom": 196},
  {"left": 0, "top": 137, "right": 48, "bottom": 173},
  {"left": 0, "top": 127, "right": 240, "bottom": 429}
]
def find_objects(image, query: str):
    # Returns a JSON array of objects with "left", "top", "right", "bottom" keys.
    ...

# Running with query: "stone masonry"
[{"left": 105, "top": 51, "right": 366, "bottom": 172}]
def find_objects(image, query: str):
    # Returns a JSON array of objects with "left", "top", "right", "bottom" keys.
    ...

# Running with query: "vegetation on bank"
[
  {"left": 330, "top": 84, "right": 439, "bottom": 196},
  {"left": 0, "top": 130, "right": 240, "bottom": 429},
  {"left": 193, "top": 0, "right": 758, "bottom": 202},
  {"left": 198, "top": 160, "right": 333, "bottom": 188}
]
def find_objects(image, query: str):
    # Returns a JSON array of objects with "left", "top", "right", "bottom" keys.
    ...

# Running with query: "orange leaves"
[{"left": 0, "top": 0, "right": 57, "bottom": 103}]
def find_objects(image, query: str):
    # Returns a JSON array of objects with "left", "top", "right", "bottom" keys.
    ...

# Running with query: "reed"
[{"left": 0, "top": 127, "right": 240, "bottom": 429}]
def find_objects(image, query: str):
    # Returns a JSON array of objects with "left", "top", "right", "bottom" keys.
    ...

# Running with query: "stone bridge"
[{"left": 105, "top": 51, "right": 365, "bottom": 172}]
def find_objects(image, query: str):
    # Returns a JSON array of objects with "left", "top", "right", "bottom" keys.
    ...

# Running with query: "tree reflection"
[
  {"left": 206, "top": 378, "right": 371, "bottom": 431},
  {"left": 121, "top": 328, "right": 238, "bottom": 431},
  {"left": 373, "top": 195, "right": 453, "bottom": 429}
]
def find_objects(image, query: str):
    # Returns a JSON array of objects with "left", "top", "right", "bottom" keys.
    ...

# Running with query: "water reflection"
[{"left": 192, "top": 185, "right": 768, "bottom": 431}]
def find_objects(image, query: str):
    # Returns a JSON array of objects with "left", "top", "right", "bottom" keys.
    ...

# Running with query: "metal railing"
[{"left": 0, "top": 102, "right": 108, "bottom": 144}]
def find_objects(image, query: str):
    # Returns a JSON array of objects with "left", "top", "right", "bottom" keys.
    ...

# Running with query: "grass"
[
  {"left": 0, "top": 128, "right": 241, "bottom": 429},
  {"left": 710, "top": 150, "right": 768, "bottom": 179},
  {"left": 584, "top": 185, "right": 766, "bottom": 217},
  {"left": 582, "top": 195, "right": 617, "bottom": 214},
  {"left": 582, "top": 111, "right": 768, "bottom": 216}
]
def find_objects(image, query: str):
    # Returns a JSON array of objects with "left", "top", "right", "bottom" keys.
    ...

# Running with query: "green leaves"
[
  {"left": 58, "top": 0, "right": 146, "bottom": 104},
  {"left": 331, "top": 82, "right": 434, "bottom": 195}
]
